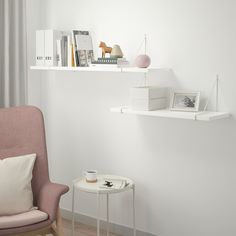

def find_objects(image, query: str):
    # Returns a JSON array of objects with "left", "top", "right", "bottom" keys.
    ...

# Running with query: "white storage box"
[
  {"left": 36, "top": 30, "right": 64, "bottom": 67},
  {"left": 130, "top": 86, "right": 168, "bottom": 111}
]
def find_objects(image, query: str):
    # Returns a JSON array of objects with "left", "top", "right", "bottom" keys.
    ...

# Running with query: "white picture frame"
[{"left": 170, "top": 90, "right": 200, "bottom": 112}]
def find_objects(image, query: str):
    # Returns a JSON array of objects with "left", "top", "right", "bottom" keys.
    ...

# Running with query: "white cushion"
[
  {"left": 0, "top": 154, "right": 36, "bottom": 216},
  {"left": 0, "top": 210, "right": 48, "bottom": 229}
]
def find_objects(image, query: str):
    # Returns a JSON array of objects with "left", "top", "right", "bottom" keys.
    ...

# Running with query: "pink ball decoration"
[{"left": 135, "top": 54, "right": 151, "bottom": 68}]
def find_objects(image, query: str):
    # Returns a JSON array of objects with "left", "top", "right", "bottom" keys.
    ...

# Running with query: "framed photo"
[{"left": 170, "top": 90, "right": 200, "bottom": 112}]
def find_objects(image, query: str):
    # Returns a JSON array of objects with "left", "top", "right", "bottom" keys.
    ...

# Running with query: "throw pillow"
[{"left": 0, "top": 153, "right": 36, "bottom": 215}]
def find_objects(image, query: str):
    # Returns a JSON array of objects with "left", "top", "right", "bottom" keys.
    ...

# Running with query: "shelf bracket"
[
  {"left": 215, "top": 75, "right": 219, "bottom": 112},
  {"left": 203, "top": 75, "right": 220, "bottom": 113}
]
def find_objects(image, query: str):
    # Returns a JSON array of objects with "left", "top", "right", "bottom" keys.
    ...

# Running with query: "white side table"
[{"left": 72, "top": 175, "right": 136, "bottom": 236}]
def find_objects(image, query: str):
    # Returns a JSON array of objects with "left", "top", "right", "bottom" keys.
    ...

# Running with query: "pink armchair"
[{"left": 0, "top": 106, "right": 69, "bottom": 235}]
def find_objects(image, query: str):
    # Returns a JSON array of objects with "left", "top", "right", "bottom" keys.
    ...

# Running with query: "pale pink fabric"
[
  {"left": 0, "top": 210, "right": 48, "bottom": 229},
  {"left": 0, "top": 106, "right": 69, "bottom": 235}
]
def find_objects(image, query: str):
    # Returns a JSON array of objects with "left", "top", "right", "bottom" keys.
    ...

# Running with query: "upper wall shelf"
[
  {"left": 30, "top": 66, "right": 160, "bottom": 73},
  {"left": 110, "top": 106, "right": 230, "bottom": 121}
]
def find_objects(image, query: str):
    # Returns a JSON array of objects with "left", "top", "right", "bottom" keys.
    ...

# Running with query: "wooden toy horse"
[{"left": 99, "top": 41, "right": 112, "bottom": 58}]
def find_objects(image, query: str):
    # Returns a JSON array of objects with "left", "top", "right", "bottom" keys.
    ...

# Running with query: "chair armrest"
[{"left": 37, "top": 182, "right": 69, "bottom": 221}]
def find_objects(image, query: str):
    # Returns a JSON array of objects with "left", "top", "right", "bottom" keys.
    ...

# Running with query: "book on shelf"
[
  {"left": 56, "top": 39, "right": 62, "bottom": 67},
  {"left": 71, "top": 44, "right": 75, "bottom": 67},
  {"left": 92, "top": 57, "right": 118, "bottom": 64},
  {"left": 72, "top": 30, "right": 94, "bottom": 67},
  {"left": 62, "top": 35, "right": 67, "bottom": 66},
  {"left": 91, "top": 58, "right": 130, "bottom": 68},
  {"left": 99, "top": 178, "right": 128, "bottom": 190},
  {"left": 67, "top": 35, "right": 73, "bottom": 67}
]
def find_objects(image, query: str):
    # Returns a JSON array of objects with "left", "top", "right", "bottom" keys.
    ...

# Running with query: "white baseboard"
[{"left": 61, "top": 208, "right": 156, "bottom": 236}]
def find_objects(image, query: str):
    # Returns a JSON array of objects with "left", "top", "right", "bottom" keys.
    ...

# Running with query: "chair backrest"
[{"left": 0, "top": 106, "right": 49, "bottom": 205}]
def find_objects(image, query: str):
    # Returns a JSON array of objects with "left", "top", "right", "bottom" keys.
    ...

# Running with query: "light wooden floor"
[{"left": 62, "top": 218, "right": 120, "bottom": 236}]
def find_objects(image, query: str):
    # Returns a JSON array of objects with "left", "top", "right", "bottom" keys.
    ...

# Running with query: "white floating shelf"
[
  {"left": 110, "top": 106, "right": 230, "bottom": 121},
  {"left": 30, "top": 66, "right": 156, "bottom": 73}
]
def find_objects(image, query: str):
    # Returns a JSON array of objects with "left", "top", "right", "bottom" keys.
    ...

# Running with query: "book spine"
[
  {"left": 72, "top": 30, "right": 79, "bottom": 66},
  {"left": 67, "top": 35, "right": 72, "bottom": 67},
  {"left": 71, "top": 44, "right": 75, "bottom": 67},
  {"left": 64, "top": 36, "right": 68, "bottom": 66},
  {"left": 92, "top": 59, "right": 117, "bottom": 64},
  {"left": 61, "top": 37, "right": 65, "bottom": 66},
  {"left": 75, "top": 35, "right": 81, "bottom": 66},
  {"left": 56, "top": 39, "right": 62, "bottom": 67}
]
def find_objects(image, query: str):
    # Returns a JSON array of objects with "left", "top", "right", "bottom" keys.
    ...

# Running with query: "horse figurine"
[{"left": 99, "top": 41, "right": 112, "bottom": 58}]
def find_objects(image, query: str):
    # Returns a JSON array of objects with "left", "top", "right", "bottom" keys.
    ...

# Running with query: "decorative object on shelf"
[
  {"left": 130, "top": 86, "right": 168, "bottom": 111},
  {"left": 135, "top": 54, "right": 151, "bottom": 68},
  {"left": 170, "top": 90, "right": 200, "bottom": 112},
  {"left": 99, "top": 41, "right": 112, "bottom": 58},
  {"left": 135, "top": 34, "right": 151, "bottom": 68},
  {"left": 84, "top": 170, "right": 98, "bottom": 183},
  {"left": 110, "top": 44, "right": 123, "bottom": 58}
]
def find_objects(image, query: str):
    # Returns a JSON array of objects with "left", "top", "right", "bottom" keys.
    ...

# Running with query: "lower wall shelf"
[{"left": 110, "top": 107, "right": 230, "bottom": 121}]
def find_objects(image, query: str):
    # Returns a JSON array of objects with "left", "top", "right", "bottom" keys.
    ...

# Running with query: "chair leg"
[{"left": 55, "top": 208, "right": 64, "bottom": 236}]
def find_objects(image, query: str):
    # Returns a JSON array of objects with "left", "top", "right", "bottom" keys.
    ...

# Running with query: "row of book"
[{"left": 36, "top": 30, "right": 94, "bottom": 67}]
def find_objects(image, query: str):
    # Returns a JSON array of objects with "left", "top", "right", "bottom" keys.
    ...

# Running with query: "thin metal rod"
[
  {"left": 97, "top": 193, "right": 100, "bottom": 236},
  {"left": 106, "top": 194, "right": 110, "bottom": 236},
  {"left": 133, "top": 186, "right": 136, "bottom": 236},
  {"left": 216, "top": 74, "right": 219, "bottom": 112},
  {"left": 72, "top": 185, "right": 75, "bottom": 236},
  {"left": 203, "top": 77, "right": 218, "bottom": 112},
  {"left": 144, "top": 34, "right": 147, "bottom": 55}
]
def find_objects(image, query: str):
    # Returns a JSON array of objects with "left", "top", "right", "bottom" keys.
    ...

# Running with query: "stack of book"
[{"left": 91, "top": 57, "right": 130, "bottom": 68}]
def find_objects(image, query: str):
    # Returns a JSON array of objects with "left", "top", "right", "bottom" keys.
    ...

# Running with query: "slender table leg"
[
  {"left": 106, "top": 193, "right": 110, "bottom": 236},
  {"left": 133, "top": 186, "right": 136, "bottom": 236},
  {"left": 97, "top": 192, "right": 100, "bottom": 236},
  {"left": 72, "top": 185, "right": 75, "bottom": 236}
]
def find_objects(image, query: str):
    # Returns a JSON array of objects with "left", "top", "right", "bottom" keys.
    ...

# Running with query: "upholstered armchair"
[{"left": 0, "top": 106, "right": 69, "bottom": 236}]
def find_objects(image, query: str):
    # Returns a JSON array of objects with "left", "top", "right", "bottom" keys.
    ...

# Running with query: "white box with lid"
[{"left": 130, "top": 86, "right": 168, "bottom": 111}]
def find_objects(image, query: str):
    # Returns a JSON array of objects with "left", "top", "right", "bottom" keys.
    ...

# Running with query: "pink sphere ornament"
[{"left": 135, "top": 54, "right": 151, "bottom": 68}]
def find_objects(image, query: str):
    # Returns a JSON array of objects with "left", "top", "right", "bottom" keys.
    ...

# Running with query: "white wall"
[{"left": 27, "top": 1, "right": 236, "bottom": 236}]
